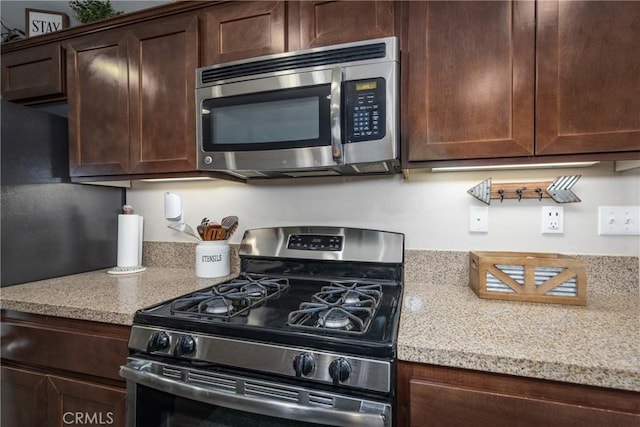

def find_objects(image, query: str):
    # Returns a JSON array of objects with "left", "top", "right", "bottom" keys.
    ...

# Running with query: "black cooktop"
[{"left": 134, "top": 259, "right": 403, "bottom": 358}]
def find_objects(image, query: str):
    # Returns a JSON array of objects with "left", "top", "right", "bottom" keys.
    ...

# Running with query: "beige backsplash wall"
[
  {"left": 127, "top": 162, "right": 640, "bottom": 256},
  {"left": 142, "top": 243, "right": 639, "bottom": 295}
]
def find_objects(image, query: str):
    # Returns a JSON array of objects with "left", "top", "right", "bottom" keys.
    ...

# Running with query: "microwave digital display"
[
  {"left": 356, "top": 81, "right": 378, "bottom": 91},
  {"left": 344, "top": 78, "right": 386, "bottom": 143}
]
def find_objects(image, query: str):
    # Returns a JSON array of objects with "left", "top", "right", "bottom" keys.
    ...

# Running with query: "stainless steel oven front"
[
  {"left": 121, "top": 226, "right": 403, "bottom": 427},
  {"left": 121, "top": 356, "right": 392, "bottom": 427}
]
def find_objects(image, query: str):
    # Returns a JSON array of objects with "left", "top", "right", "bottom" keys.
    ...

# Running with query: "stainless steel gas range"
[{"left": 121, "top": 226, "right": 404, "bottom": 427}]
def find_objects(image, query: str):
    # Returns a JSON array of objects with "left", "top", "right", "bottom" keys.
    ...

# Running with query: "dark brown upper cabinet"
[
  {"left": 1, "top": 43, "right": 66, "bottom": 104},
  {"left": 200, "top": 1, "right": 286, "bottom": 66},
  {"left": 405, "top": 1, "right": 536, "bottom": 164},
  {"left": 66, "top": 12, "right": 199, "bottom": 178},
  {"left": 66, "top": 30, "right": 130, "bottom": 177},
  {"left": 127, "top": 14, "right": 199, "bottom": 175},
  {"left": 535, "top": 1, "right": 640, "bottom": 156},
  {"left": 405, "top": 0, "right": 640, "bottom": 167},
  {"left": 289, "top": 1, "right": 396, "bottom": 50}
]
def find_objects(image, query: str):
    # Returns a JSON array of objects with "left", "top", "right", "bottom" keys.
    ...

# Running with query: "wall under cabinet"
[{"left": 126, "top": 162, "right": 639, "bottom": 256}]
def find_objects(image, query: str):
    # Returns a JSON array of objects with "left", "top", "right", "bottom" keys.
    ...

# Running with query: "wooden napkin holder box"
[{"left": 469, "top": 251, "right": 587, "bottom": 306}]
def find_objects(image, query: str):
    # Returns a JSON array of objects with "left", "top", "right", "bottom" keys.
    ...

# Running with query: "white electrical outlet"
[
  {"left": 598, "top": 206, "right": 640, "bottom": 235},
  {"left": 542, "top": 206, "right": 564, "bottom": 234},
  {"left": 469, "top": 206, "right": 489, "bottom": 233}
]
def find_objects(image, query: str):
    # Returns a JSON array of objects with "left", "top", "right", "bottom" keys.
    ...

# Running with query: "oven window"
[
  {"left": 201, "top": 84, "right": 331, "bottom": 152},
  {"left": 136, "top": 384, "right": 332, "bottom": 427}
]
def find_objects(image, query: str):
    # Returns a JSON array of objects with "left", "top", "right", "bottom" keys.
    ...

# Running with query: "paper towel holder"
[{"left": 107, "top": 205, "right": 146, "bottom": 275}]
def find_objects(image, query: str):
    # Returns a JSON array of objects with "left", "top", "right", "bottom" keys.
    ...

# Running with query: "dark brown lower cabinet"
[
  {"left": 1, "top": 366, "right": 47, "bottom": 427},
  {"left": 0, "top": 311, "right": 130, "bottom": 427},
  {"left": 397, "top": 362, "right": 640, "bottom": 427},
  {"left": 2, "top": 366, "right": 126, "bottom": 427}
]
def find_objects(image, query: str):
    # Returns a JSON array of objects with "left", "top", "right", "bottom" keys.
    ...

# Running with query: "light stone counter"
[
  {"left": 0, "top": 268, "right": 237, "bottom": 325},
  {"left": 399, "top": 251, "right": 640, "bottom": 392}
]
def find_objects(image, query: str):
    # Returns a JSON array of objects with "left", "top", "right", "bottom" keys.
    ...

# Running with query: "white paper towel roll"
[{"left": 117, "top": 214, "right": 142, "bottom": 267}]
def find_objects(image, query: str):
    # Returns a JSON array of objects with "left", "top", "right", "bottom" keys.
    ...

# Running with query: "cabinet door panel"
[
  {"left": 1, "top": 366, "right": 47, "bottom": 427},
  {"left": 293, "top": 1, "right": 395, "bottom": 49},
  {"left": 128, "top": 13, "right": 199, "bottom": 174},
  {"left": 202, "top": 1, "right": 285, "bottom": 65},
  {"left": 536, "top": 1, "right": 640, "bottom": 155},
  {"left": 1, "top": 43, "right": 65, "bottom": 103},
  {"left": 406, "top": 1, "right": 535, "bottom": 163},
  {"left": 67, "top": 33, "right": 130, "bottom": 176},
  {"left": 409, "top": 379, "right": 638, "bottom": 427},
  {"left": 47, "top": 376, "right": 126, "bottom": 427}
]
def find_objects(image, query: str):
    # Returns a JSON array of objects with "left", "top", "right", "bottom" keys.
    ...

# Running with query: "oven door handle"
[{"left": 120, "top": 364, "right": 388, "bottom": 427}]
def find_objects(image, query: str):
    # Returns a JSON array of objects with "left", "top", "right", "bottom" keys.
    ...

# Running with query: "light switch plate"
[
  {"left": 469, "top": 206, "right": 489, "bottom": 233},
  {"left": 598, "top": 206, "right": 640, "bottom": 235}
]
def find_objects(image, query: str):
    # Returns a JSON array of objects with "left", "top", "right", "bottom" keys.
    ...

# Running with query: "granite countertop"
[
  {"left": 398, "top": 281, "right": 639, "bottom": 392},
  {"left": 398, "top": 251, "right": 640, "bottom": 392},
  {"left": 0, "top": 267, "right": 236, "bottom": 325},
  {"left": 1, "top": 246, "right": 638, "bottom": 392}
]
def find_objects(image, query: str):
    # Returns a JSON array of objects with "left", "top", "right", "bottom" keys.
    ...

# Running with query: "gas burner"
[
  {"left": 344, "top": 290, "right": 366, "bottom": 304},
  {"left": 217, "top": 276, "right": 289, "bottom": 300},
  {"left": 288, "top": 282, "right": 382, "bottom": 334},
  {"left": 169, "top": 274, "right": 289, "bottom": 320},
  {"left": 242, "top": 283, "right": 266, "bottom": 298},
  {"left": 315, "top": 282, "right": 382, "bottom": 307},
  {"left": 201, "top": 298, "right": 234, "bottom": 315},
  {"left": 318, "top": 308, "right": 352, "bottom": 330}
]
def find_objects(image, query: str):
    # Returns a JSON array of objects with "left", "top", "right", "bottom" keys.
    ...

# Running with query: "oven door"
[
  {"left": 196, "top": 68, "right": 342, "bottom": 173},
  {"left": 121, "top": 357, "right": 391, "bottom": 427}
]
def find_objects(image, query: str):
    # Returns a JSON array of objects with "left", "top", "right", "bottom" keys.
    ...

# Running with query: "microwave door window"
[
  {"left": 213, "top": 97, "right": 319, "bottom": 144},
  {"left": 201, "top": 84, "right": 331, "bottom": 151}
]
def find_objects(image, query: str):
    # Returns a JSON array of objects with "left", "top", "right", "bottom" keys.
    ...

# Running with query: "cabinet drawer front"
[
  {"left": 0, "top": 316, "right": 129, "bottom": 382},
  {"left": 1, "top": 44, "right": 65, "bottom": 103}
]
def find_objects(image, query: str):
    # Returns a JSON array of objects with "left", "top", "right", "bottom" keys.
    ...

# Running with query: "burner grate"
[
  {"left": 170, "top": 274, "right": 289, "bottom": 320},
  {"left": 287, "top": 282, "right": 382, "bottom": 334}
]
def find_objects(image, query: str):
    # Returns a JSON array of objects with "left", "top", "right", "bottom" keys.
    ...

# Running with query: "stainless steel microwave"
[{"left": 195, "top": 37, "right": 399, "bottom": 179}]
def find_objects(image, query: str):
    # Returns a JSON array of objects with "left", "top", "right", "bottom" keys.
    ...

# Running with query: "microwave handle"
[{"left": 330, "top": 67, "right": 343, "bottom": 163}]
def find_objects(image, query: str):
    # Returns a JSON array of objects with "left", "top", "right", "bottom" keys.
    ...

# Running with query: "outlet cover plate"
[
  {"left": 469, "top": 206, "right": 489, "bottom": 233},
  {"left": 542, "top": 206, "right": 564, "bottom": 234},
  {"left": 598, "top": 206, "right": 640, "bottom": 235}
]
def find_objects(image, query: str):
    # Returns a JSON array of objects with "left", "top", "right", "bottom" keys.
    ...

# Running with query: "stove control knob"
[
  {"left": 174, "top": 335, "right": 196, "bottom": 357},
  {"left": 328, "top": 358, "right": 351, "bottom": 385},
  {"left": 146, "top": 331, "right": 170, "bottom": 353},
  {"left": 293, "top": 353, "right": 315, "bottom": 377}
]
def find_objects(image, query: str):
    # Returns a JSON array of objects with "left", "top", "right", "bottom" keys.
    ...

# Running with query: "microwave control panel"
[{"left": 344, "top": 78, "right": 386, "bottom": 143}]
